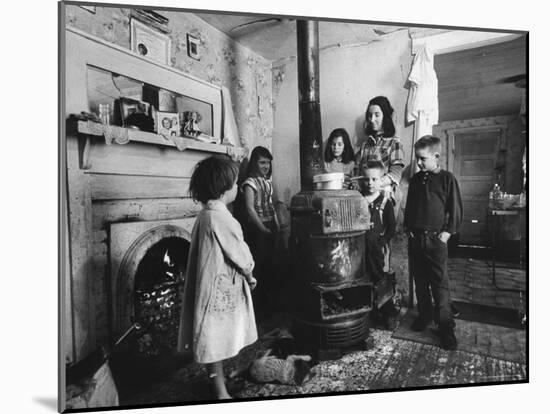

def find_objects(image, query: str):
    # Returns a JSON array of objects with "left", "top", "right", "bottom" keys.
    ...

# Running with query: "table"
[{"left": 487, "top": 208, "right": 526, "bottom": 291}]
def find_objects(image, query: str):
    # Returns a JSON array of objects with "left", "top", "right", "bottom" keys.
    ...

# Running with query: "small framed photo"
[
  {"left": 130, "top": 18, "right": 171, "bottom": 65},
  {"left": 113, "top": 97, "right": 153, "bottom": 132},
  {"left": 156, "top": 112, "right": 180, "bottom": 136},
  {"left": 186, "top": 34, "right": 201, "bottom": 60}
]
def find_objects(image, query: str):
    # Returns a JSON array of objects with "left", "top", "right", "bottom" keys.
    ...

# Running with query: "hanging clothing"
[
  {"left": 221, "top": 86, "right": 239, "bottom": 146},
  {"left": 406, "top": 44, "right": 439, "bottom": 137},
  {"left": 177, "top": 200, "right": 257, "bottom": 364}
]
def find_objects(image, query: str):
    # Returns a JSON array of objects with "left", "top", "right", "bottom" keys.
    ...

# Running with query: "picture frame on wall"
[
  {"left": 130, "top": 17, "right": 171, "bottom": 65},
  {"left": 59, "top": 1, "right": 529, "bottom": 412},
  {"left": 186, "top": 33, "right": 201, "bottom": 60}
]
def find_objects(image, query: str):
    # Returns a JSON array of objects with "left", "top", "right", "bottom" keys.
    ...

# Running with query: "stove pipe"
[{"left": 297, "top": 20, "right": 324, "bottom": 191}]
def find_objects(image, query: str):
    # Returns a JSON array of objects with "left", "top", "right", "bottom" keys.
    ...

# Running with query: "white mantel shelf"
[{"left": 75, "top": 120, "right": 246, "bottom": 169}]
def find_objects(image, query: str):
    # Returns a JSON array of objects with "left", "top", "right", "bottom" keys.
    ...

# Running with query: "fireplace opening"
[
  {"left": 133, "top": 236, "right": 189, "bottom": 355},
  {"left": 110, "top": 235, "right": 190, "bottom": 392}
]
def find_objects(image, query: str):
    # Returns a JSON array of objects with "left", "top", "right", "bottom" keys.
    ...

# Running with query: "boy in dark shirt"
[
  {"left": 360, "top": 161, "right": 397, "bottom": 329},
  {"left": 404, "top": 135, "right": 463, "bottom": 350}
]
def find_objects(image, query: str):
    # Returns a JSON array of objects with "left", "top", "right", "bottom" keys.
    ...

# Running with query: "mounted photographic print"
[
  {"left": 186, "top": 33, "right": 201, "bottom": 60},
  {"left": 60, "top": 1, "right": 528, "bottom": 412},
  {"left": 130, "top": 17, "right": 171, "bottom": 65}
]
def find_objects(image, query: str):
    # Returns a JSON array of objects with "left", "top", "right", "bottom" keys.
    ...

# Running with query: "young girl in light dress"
[{"left": 177, "top": 156, "right": 257, "bottom": 400}]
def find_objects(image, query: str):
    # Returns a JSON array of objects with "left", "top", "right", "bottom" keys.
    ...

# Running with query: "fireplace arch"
[{"left": 112, "top": 223, "right": 192, "bottom": 339}]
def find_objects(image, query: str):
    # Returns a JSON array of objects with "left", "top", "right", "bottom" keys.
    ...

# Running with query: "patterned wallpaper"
[{"left": 65, "top": 5, "right": 274, "bottom": 153}]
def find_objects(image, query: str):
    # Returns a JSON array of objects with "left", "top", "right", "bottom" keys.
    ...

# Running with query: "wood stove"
[
  {"left": 290, "top": 189, "right": 373, "bottom": 355},
  {"left": 289, "top": 21, "right": 374, "bottom": 356}
]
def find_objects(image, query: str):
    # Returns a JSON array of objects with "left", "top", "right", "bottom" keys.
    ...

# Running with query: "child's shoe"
[{"left": 439, "top": 328, "right": 458, "bottom": 350}]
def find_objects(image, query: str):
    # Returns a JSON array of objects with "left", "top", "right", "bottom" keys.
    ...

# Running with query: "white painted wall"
[{"left": 271, "top": 29, "right": 415, "bottom": 206}]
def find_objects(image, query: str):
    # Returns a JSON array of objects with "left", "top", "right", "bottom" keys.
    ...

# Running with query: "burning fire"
[
  {"left": 163, "top": 250, "right": 174, "bottom": 278},
  {"left": 163, "top": 250, "right": 173, "bottom": 267}
]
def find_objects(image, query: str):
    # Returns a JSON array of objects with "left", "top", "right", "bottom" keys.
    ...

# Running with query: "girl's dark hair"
[
  {"left": 246, "top": 146, "right": 273, "bottom": 178},
  {"left": 189, "top": 156, "right": 239, "bottom": 203},
  {"left": 365, "top": 96, "right": 396, "bottom": 138},
  {"left": 324, "top": 128, "right": 355, "bottom": 163}
]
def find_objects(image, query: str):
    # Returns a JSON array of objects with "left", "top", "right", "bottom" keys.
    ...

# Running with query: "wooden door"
[{"left": 452, "top": 129, "right": 501, "bottom": 245}]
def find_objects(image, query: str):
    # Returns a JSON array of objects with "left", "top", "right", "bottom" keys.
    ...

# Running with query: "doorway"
[{"left": 449, "top": 127, "right": 502, "bottom": 246}]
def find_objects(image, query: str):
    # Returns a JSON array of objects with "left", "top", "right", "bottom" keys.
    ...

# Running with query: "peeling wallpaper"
[{"left": 65, "top": 5, "right": 274, "bottom": 152}]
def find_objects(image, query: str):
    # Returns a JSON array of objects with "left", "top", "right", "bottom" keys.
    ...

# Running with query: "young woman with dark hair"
[{"left": 355, "top": 96, "right": 405, "bottom": 205}]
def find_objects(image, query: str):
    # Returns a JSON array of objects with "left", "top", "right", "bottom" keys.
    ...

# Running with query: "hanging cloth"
[
  {"left": 406, "top": 44, "right": 439, "bottom": 138},
  {"left": 221, "top": 86, "right": 240, "bottom": 146}
]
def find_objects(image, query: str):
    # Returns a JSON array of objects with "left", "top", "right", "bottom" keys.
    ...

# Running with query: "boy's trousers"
[
  {"left": 408, "top": 230, "right": 455, "bottom": 329},
  {"left": 365, "top": 230, "right": 385, "bottom": 283}
]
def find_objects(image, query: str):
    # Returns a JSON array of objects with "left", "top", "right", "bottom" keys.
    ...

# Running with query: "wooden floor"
[{"left": 449, "top": 257, "right": 526, "bottom": 310}]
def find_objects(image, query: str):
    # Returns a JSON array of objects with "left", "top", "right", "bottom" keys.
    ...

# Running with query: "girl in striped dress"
[{"left": 241, "top": 146, "right": 280, "bottom": 317}]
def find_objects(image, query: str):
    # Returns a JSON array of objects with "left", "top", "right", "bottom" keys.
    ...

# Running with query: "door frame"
[
  {"left": 445, "top": 125, "right": 507, "bottom": 175},
  {"left": 444, "top": 125, "right": 506, "bottom": 245}
]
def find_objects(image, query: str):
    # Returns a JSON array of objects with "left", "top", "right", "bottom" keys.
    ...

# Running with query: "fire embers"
[
  {"left": 310, "top": 234, "right": 365, "bottom": 285},
  {"left": 133, "top": 238, "right": 188, "bottom": 356},
  {"left": 134, "top": 280, "right": 181, "bottom": 355}
]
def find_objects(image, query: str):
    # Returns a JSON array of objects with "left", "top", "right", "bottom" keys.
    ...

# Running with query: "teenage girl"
[
  {"left": 241, "top": 146, "right": 280, "bottom": 317},
  {"left": 323, "top": 128, "right": 355, "bottom": 187}
]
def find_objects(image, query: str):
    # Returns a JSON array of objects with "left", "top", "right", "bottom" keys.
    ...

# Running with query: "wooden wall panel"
[
  {"left": 435, "top": 37, "right": 526, "bottom": 122},
  {"left": 66, "top": 137, "right": 96, "bottom": 361},
  {"left": 92, "top": 198, "right": 200, "bottom": 230},
  {"left": 87, "top": 141, "right": 206, "bottom": 178},
  {"left": 90, "top": 174, "right": 190, "bottom": 200}
]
